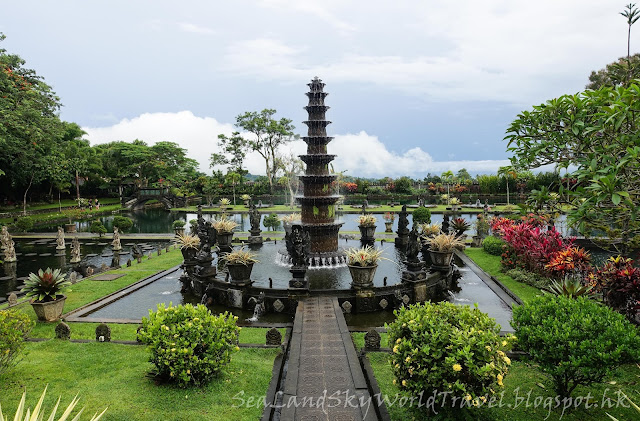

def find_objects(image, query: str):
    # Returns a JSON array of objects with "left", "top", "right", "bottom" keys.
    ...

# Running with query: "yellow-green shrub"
[
  {"left": 0, "top": 310, "right": 34, "bottom": 375},
  {"left": 387, "top": 302, "right": 514, "bottom": 412},
  {"left": 138, "top": 303, "right": 239, "bottom": 387}
]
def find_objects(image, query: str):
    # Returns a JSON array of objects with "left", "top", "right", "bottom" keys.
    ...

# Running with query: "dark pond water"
[
  {"left": 0, "top": 239, "right": 171, "bottom": 299},
  {"left": 78, "top": 244, "right": 514, "bottom": 330}
]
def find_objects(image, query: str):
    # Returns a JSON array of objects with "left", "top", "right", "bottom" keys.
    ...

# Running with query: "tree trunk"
[
  {"left": 75, "top": 170, "right": 80, "bottom": 200},
  {"left": 58, "top": 189, "right": 62, "bottom": 212},
  {"left": 23, "top": 174, "right": 34, "bottom": 216},
  {"left": 506, "top": 179, "right": 510, "bottom": 206}
]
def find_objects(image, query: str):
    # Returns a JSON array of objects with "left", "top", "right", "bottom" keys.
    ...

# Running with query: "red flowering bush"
[
  {"left": 489, "top": 217, "right": 515, "bottom": 237},
  {"left": 498, "top": 220, "right": 573, "bottom": 277},
  {"left": 545, "top": 247, "right": 592, "bottom": 280},
  {"left": 342, "top": 182, "right": 358, "bottom": 193},
  {"left": 592, "top": 256, "right": 640, "bottom": 315}
]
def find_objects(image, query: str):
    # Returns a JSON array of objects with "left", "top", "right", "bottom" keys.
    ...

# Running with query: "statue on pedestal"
[
  {"left": 70, "top": 237, "right": 81, "bottom": 263},
  {"left": 56, "top": 226, "right": 66, "bottom": 250},
  {"left": 112, "top": 227, "right": 122, "bottom": 251}
]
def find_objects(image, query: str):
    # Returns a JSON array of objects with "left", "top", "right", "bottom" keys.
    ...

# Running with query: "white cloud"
[
  {"left": 222, "top": 1, "right": 621, "bottom": 105},
  {"left": 83, "top": 111, "right": 234, "bottom": 172},
  {"left": 177, "top": 22, "right": 215, "bottom": 35},
  {"left": 259, "top": 0, "right": 357, "bottom": 34},
  {"left": 83, "top": 112, "right": 509, "bottom": 177}
]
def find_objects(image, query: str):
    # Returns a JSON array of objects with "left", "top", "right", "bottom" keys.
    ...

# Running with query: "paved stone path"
[{"left": 280, "top": 297, "right": 378, "bottom": 421}]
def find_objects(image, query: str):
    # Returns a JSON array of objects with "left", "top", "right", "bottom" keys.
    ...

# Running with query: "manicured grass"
[
  {"left": 464, "top": 248, "right": 542, "bottom": 303},
  {"left": 0, "top": 341, "right": 279, "bottom": 420},
  {"left": 0, "top": 197, "right": 120, "bottom": 213},
  {"left": 0, "top": 203, "right": 124, "bottom": 226},
  {"left": 368, "top": 352, "right": 640, "bottom": 420}
]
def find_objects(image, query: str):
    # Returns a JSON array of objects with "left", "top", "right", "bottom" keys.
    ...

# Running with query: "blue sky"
[{"left": 0, "top": 1, "right": 631, "bottom": 177}]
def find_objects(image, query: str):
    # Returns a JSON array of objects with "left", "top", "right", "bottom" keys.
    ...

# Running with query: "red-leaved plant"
[{"left": 592, "top": 256, "right": 640, "bottom": 316}]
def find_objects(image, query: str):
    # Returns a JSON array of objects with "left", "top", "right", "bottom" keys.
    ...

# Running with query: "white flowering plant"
[
  {"left": 138, "top": 303, "right": 240, "bottom": 387},
  {"left": 386, "top": 302, "right": 514, "bottom": 413}
]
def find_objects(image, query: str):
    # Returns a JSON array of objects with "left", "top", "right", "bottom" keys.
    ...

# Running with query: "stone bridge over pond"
[{"left": 123, "top": 188, "right": 186, "bottom": 210}]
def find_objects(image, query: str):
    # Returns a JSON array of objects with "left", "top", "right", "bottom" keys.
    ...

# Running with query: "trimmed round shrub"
[
  {"left": 387, "top": 302, "right": 514, "bottom": 412},
  {"left": 172, "top": 220, "right": 186, "bottom": 229},
  {"left": 138, "top": 303, "right": 239, "bottom": 387},
  {"left": 512, "top": 295, "right": 640, "bottom": 398},
  {"left": 0, "top": 310, "right": 34, "bottom": 375},
  {"left": 263, "top": 213, "right": 280, "bottom": 231},
  {"left": 482, "top": 235, "right": 505, "bottom": 256},
  {"left": 112, "top": 216, "right": 134, "bottom": 232},
  {"left": 411, "top": 207, "right": 431, "bottom": 224},
  {"left": 89, "top": 220, "right": 107, "bottom": 237},
  {"left": 14, "top": 217, "right": 33, "bottom": 232}
]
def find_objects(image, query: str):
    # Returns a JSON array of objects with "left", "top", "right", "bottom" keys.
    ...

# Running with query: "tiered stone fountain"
[{"left": 297, "top": 77, "right": 345, "bottom": 266}]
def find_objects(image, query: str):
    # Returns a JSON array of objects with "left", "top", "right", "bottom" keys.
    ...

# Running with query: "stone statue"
[
  {"left": 70, "top": 237, "right": 81, "bottom": 263},
  {"left": 361, "top": 201, "right": 368, "bottom": 214},
  {"left": 397, "top": 205, "right": 409, "bottom": 236},
  {"left": 131, "top": 244, "right": 143, "bottom": 259},
  {"left": 56, "top": 226, "right": 66, "bottom": 250},
  {"left": 0, "top": 225, "right": 9, "bottom": 250},
  {"left": 289, "top": 224, "right": 308, "bottom": 267},
  {"left": 249, "top": 204, "right": 262, "bottom": 235},
  {"left": 442, "top": 213, "right": 450, "bottom": 234},
  {"left": 111, "top": 227, "right": 122, "bottom": 251},
  {"left": 3, "top": 238, "right": 16, "bottom": 263},
  {"left": 406, "top": 223, "right": 421, "bottom": 263}
]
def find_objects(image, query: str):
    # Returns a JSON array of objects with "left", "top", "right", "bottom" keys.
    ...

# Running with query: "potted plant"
[
  {"left": 21, "top": 268, "right": 71, "bottom": 321},
  {"left": 451, "top": 217, "right": 471, "bottom": 239},
  {"left": 383, "top": 212, "right": 395, "bottom": 232},
  {"left": 62, "top": 208, "right": 84, "bottom": 232},
  {"left": 172, "top": 219, "right": 186, "bottom": 235},
  {"left": 240, "top": 194, "right": 251, "bottom": 206},
  {"left": 176, "top": 233, "right": 201, "bottom": 261},
  {"left": 280, "top": 213, "right": 301, "bottom": 234},
  {"left": 449, "top": 197, "right": 461, "bottom": 211},
  {"left": 219, "top": 197, "right": 231, "bottom": 210},
  {"left": 224, "top": 248, "right": 259, "bottom": 283},
  {"left": 424, "top": 233, "right": 465, "bottom": 269},
  {"left": 345, "top": 245, "right": 384, "bottom": 289},
  {"left": 358, "top": 214, "right": 377, "bottom": 239},
  {"left": 473, "top": 214, "right": 491, "bottom": 247},
  {"left": 212, "top": 215, "right": 239, "bottom": 248}
]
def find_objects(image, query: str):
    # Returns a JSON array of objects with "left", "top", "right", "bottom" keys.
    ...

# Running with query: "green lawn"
[
  {"left": 0, "top": 341, "right": 278, "bottom": 421},
  {"left": 464, "top": 248, "right": 542, "bottom": 303},
  {"left": 0, "top": 197, "right": 120, "bottom": 213},
  {"left": 0, "top": 203, "right": 124, "bottom": 226},
  {"left": 368, "top": 352, "right": 640, "bottom": 420}
]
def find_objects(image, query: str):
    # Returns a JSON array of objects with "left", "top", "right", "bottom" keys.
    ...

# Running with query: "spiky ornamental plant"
[
  {"left": 21, "top": 268, "right": 70, "bottom": 303},
  {"left": 0, "top": 386, "right": 107, "bottom": 421}
]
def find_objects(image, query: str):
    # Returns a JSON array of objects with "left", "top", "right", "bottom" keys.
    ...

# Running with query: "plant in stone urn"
[
  {"left": 176, "top": 233, "right": 200, "bottom": 261},
  {"left": 424, "top": 233, "right": 465, "bottom": 269},
  {"left": 224, "top": 248, "right": 260, "bottom": 284},
  {"left": 449, "top": 197, "right": 461, "bottom": 210},
  {"left": 21, "top": 268, "right": 71, "bottom": 321},
  {"left": 240, "top": 194, "right": 251, "bottom": 206},
  {"left": 280, "top": 213, "right": 301, "bottom": 234},
  {"left": 419, "top": 222, "right": 441, "bottom": 239},
  {"left": 219, "top": 197, "right": 231, "bottom": 210},
  {"left": 345, "top": 245, "right": 384, "bottom": 289},
  {"left": 172, "top": 219, "right": 186, "bottom": 235},
  {"left": 451, "top": 217, "right": 471, "bottom": 238},
  {"left": 212, "top": 215, "right": 238, "bottom": 248},
  {"left": 358, "top": 214, "right": 377, "bottom": 239},
  {"left": 383, "top": 212, "right": 395, "bottom": 232}
]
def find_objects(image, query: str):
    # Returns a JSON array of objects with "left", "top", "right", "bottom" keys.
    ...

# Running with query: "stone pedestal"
[
  {"left": 395, "top": 235, "right": 408, "bottom": 248},
  {"left": 288, "top": 266, "right": 308, "bottom": 290},
  {"left": 248, "top": 235, "right": 263, "bottom": 245}
]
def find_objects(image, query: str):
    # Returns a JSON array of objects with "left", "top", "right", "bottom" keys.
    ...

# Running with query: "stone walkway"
[{"left": 280, "top": 297, "right": 378, "bottom": 421}]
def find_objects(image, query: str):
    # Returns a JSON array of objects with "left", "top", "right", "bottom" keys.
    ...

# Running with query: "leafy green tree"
[
  {"left": 231, "top": 109, "right": 296, "bottom": 194},
  {"left": 456, "top": 168, "right": 471, "bottom": 184},
  {"left": 440, "top": 171, "right": 454, "bottom": 203},
  {"left": 213, "top": 131, "right": 249, "bottom": 173},
  {"left": 276, "top": 153, "right": 303, "bottom": 207},
  {"left": 505, "top": 82, "right": 640, "bottom": 253},
  {"left": 225, "top": 171, "right": 242, "bottom": 205},
  {"left": 0, "top": 34, "right": 64, "bottom": 214},
  {"left": 393, "top": 176, "right": 414, "bottom": 194}
]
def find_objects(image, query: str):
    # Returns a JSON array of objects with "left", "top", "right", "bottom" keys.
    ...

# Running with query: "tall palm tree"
[
  {"left": 441, "top": 171, "right": 454, "bottom": 204},
  {"left": 498, "top": 166, "right": 517, "bottom": 206},
  {"left": 621, "top": 3, "right": 640, "bottom": 83}
]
